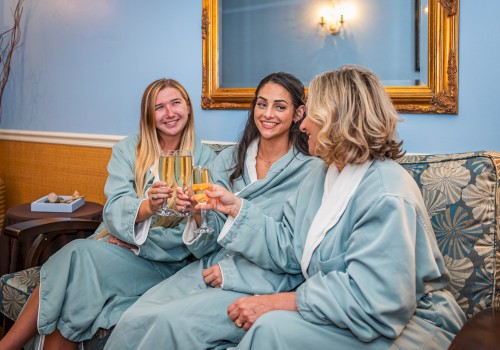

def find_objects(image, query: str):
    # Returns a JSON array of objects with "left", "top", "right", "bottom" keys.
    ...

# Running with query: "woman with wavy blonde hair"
[
  {"left": 0, "top": 78, "right": 216, "bottom": 350},
  {"left": 206, "top": 65, "right": 465, "bottom": 349},
  {"left": 305, "top": 64, "right": 404, "bottom": 167}
]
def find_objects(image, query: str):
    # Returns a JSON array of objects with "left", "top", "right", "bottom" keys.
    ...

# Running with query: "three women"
[{"left": 2, "top": 66, "right": 466, "bottom": 350}]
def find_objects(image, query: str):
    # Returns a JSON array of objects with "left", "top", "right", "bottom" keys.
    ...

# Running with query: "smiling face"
[
  {"left": 154, "top": 87, "right": 190, "bottom": 147},
  {"left": 253, "top": 82, "right": 301, "bottom": 144}
]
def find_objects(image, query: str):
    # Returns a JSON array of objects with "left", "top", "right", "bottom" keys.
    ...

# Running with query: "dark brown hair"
[{"left": 229, "top": 72, "right": 309, "bottom": 184}]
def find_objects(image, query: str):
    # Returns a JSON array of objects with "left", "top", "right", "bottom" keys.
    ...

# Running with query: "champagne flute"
[
  {"left": 174, "top": 150, "right": 193, "bottom": 217},
  {"left": 192, "top": 165, "right": 214, "bottom": 234},
  {"left": 156, "top": 150, "right": 178, "bottom": 216}
]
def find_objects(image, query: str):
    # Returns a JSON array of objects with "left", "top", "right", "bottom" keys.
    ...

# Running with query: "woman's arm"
[
  {"left": 216, "top": 192, "right": 302, "bottom": 275},
  {"left": 102, "top": 138, "right": 149, "bottom": 244},
  {"left": 180, "top": 148, "right": 233, "bottom": 258}
]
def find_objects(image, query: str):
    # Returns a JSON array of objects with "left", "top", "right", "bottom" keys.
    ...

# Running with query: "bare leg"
[
  {"left": 0, "top": 284, "right": 78, "bottom": 350},
  {"left": 43, "top": 328, "right": 77, "bottom": 350},
  {"left": 0, "top": 285, "right": 40, "bottom": 350}
]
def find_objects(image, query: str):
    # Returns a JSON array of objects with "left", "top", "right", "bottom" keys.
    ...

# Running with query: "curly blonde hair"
[{"left": 307, "top": 65, "right": 404, "bottom": 167}]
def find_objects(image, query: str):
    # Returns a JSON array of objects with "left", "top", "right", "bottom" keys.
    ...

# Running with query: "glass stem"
[{"left": 201, "top": 209, "right": 208, "bottom": 228}]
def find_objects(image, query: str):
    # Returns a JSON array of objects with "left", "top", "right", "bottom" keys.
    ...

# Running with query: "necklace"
[{"left": 257, "top": 152, "right": 277, "bottom": 168}]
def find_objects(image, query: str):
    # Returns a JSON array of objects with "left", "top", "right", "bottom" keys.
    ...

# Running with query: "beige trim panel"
[{"left": 0, "top": 129, "right": 125, "bottom": 148}]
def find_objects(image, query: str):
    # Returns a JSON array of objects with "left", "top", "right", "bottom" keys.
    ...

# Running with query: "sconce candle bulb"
[
  {"left": 328, "top": 14, "right": 344, "bottom": 35},
  {"left": 319, "top": 9, "right": 345, "bottom": 36}
]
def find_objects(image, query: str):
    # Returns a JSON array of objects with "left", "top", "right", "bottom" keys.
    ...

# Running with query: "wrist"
[
  {"left": 273, "top": 292, "right": 298, "bottom": 312},
  {"left": 229, "top": 198, "right": 242, "bottom": 218}
]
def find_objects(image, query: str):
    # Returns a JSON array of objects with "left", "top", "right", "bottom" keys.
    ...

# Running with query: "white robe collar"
[
  {"left": 244, "top": 138, "right": 259, "bottom": 185},
  {"left": 301, "top": 160, "right": 373, "bottom": 278}
]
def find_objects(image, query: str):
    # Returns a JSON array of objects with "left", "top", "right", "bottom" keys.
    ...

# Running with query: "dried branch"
[{"left": 0, "top": 0, "right": 24, "bottom": 123}]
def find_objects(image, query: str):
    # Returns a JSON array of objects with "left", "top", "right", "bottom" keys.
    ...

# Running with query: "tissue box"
[{"left": 31, "top": 196, "right": 85, "bottom": 213}]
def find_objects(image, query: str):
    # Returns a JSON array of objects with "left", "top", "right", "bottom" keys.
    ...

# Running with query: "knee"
[
  {"left": 119, "top": 299, "right": 176, "bottom": 329},
  {"left": 44, "top": 239, "right": 103, "bottom": 268},
  {"left": 62, "top": 238, "right": 98, "bottom": 253}
]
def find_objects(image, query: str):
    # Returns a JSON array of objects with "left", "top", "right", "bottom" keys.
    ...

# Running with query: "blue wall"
[{"left": 1, "top": 0, "right": 499, "bottom": 154}]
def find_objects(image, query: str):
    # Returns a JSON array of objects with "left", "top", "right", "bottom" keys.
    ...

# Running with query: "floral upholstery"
[
  {"left": 398, "top": 151, "right": 500, "bottom": 318},
  {"left": 0, "top": 267, "right": 40, "bottom": 322},
  {"left": 1, "top": 150, "right": 499, "bottom": 348}
]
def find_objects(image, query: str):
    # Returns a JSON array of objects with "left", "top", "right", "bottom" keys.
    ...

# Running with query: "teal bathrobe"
[
  {"left": 104, "top": 142, "right": 323, "bottom": 350},
  {"left": 224, "top": 159, "right": 466, "bottom": 349},
  {"left": 35, "top": 135, "right": 216, "bottom": 342}
]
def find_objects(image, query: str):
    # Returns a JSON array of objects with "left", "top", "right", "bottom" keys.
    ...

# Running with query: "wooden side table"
[{"left": 0, "top": 201, "right": 103, "bottom": 275}]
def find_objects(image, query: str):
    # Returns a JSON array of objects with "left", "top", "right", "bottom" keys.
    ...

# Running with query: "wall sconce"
[
  {"left": 319, "top": 14, "right": 344, "bottom": 35},
  {"left": 318, "top": 2, "right": 354, "bottom": 37}
]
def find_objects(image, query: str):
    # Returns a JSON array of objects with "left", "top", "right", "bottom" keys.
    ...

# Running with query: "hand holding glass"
[
  {"left": 192, "top": 165, "right": 214, "bottom": 234},
  {"left": 156, "top": 150, "right": 177, "bottom": 216},
  {"left": 175, "top": 150, "right": 193, "bottom": 217}
]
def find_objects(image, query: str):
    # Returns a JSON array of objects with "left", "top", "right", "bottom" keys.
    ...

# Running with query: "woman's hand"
[
  {"left": 175, "top": 187, "right": 203, "bottom": 226},
  {"left": 201, "top": 184, "right": 242, "bottom": 218},
  {"left": 202, "top": 264, "right": 223, "bottom": 288},
  {"left": 175, "top": 187, "right": 198, "bottom": 213},
  {"left": 227, "top": 293, "right": 298, "bottom": 331},
  {"left": 107, "top": 235, "right": 138, "bottom": 250},
  {"left": 137, "top": 180, "right": 174, "bottom": 222},
  {"left": 148, "top": 180, "right": 173, "bottom": 212}
]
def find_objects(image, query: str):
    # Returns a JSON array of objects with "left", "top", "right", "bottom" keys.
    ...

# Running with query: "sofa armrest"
[
  {"left": 4, "top": 217, "right": 101, "bottom": 269},
  {"left": 449, "top": 307, "right": 500, "bottom": 350}
]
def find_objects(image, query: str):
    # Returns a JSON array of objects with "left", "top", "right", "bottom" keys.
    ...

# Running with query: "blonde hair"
[
  {"left": 307, "top": 65, "right": 404, "bottom": 167},
  {"left": 135, "top": 79, "right": 195, "bottom": 227}
]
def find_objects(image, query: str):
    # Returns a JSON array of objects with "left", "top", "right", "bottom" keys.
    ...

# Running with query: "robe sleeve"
[
  {"left": 133, "top": 224, "right": 191, "bottom": 261},
  {"left": 218, "top": 253, "right": 303, "bottom": 294},
  {"left": 296, "top": 195, "right": 422, "bottom": 341},
  {"left": 217, "top": 193, "right": 302, "bottom": 275},
  {"left": 216, "top": 159, "right": 324, "bottom": 275},
  {"left": 102, "top": 137, "right": 146, "bottom": 244},
  {"left": 183, "top": 147, "right": 234, "bottom": 258},
  {"left": 183, "top": 210, "right": 227, "bottom": 258}
]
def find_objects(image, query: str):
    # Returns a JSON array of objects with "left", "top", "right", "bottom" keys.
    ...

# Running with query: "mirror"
[{"left": 201, "top": 0, "right": 459, "bottom": 114}]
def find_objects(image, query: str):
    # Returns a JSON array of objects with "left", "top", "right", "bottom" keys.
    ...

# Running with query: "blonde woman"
[
  {"left": 0, "top": 78, "right": 216, "bottom": 350},
  {"left": 211, "top": 66, "right": 465, "bottom": 349}
]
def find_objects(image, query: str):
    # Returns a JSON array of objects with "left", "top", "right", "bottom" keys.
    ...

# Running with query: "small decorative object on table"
[{"left": 31, "top": 190, "right": 85, "bottom": 213}]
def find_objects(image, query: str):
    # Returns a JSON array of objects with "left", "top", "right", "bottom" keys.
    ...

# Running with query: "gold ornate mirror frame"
[{"left": 202, "top": 0, "right": 459, "bottom": 114}]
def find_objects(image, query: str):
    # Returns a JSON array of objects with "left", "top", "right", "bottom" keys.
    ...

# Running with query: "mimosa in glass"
[{"left": 193, "top": 165, "right": 214, "bottom": 234}]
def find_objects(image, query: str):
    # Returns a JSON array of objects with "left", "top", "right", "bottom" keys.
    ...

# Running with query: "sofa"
[{"left": 1, "top": 149, "right": 499, "bottom": 349}]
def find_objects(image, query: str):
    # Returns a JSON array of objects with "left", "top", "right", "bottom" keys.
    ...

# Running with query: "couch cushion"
[
  {"left": 0, "top": 266, "right": 111, "bottom": 349},
  {"left": 398, "top": 151, "right": 500, "bottom": 318},
  {"left": 0, "top": 266, "right": 40, "bottom": 321}
]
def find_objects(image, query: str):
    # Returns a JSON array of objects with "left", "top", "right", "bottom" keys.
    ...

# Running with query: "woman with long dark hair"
[{"left": 105, "top": 72, "right": 322, "bottom": 349}]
